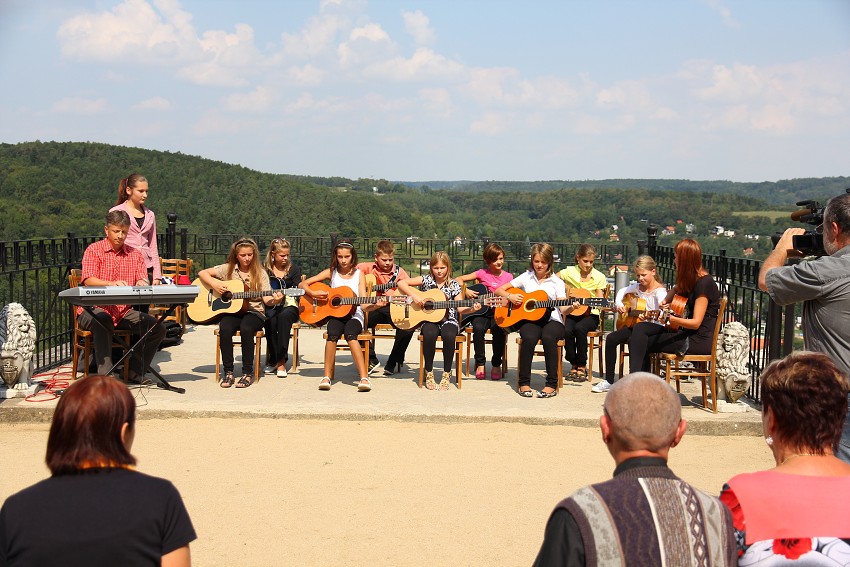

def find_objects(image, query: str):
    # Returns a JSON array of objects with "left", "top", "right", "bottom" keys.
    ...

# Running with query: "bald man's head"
[{"left": 604, "top": 372, "right": 683, "bottom": 453}]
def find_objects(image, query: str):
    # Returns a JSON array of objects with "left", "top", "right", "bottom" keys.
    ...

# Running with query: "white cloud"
[
  {"left": 288, "top": 64, "right": 325, "bottom": 87},
  {"left": 338, "top": 23, "right": 393, "bottom": 67},
  {"left": 364, "top": 47, "right": 464, "bottom": 81},
  {"left": 701, "top": 0, "right": 740, "bottom": 29},
  {"left": 470, "top": 112, "right": 511, "bottom": 135},
  {"left": 57, "top": 0, "right": 268, "bottom": 88},
  {"left": 419, "top": 88, "right": 454, "bottom": 117},
  {"left": 223, "top": 86, "right": 276, "bottom": 113},
  {"left": 402, "top": 10, "right": 434, "bottom": 45},
  {"left": 52, "top": 97, "right": 108, "bottom": 115},
  {"left": 133, "top": 96, "right": 172, "bottom": 111}
]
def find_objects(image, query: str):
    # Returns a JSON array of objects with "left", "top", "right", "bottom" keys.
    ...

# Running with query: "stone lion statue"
[
  {"left": 0, "top": 303, "right": 37, "bottom": 390},
  {"left": 715, "top": 321, "right": 750, "bottom": 403}
]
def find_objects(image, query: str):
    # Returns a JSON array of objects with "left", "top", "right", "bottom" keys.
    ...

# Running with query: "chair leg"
[
  {"left": 455, "top": 340, "right": 463, "bottom": 389},
  {"left": 587, "top": 336, "right": 595, "bottom": 378},
  {"left": 253, "top": 332, "right": 262, "bottom": 381},
  {"left": 418, "top": 337, "right": 425, "bottom": 388},
  {"left": 291, "top": 327, "right": 300, "bottom": 373},
  {"left": 556, "top": 342, "right": 563, "bottom": 391},
  {"left": 464, "top": 330, "right": 472, "bottom": 377},
  {"left": 215, "top": 333, "right": 221, "bottom": 380}
]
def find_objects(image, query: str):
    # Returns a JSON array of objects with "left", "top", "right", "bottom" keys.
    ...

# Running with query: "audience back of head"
[
  {"left": 46, "top": 375, "right": 136, "bottom": 475},
  {"left": 604, "top": 372, "right": 681, "bottom": 452}
]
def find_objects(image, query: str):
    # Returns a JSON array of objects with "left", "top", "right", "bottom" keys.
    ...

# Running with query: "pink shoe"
[
  {"left": 490, "top": 367, "right": 503, "bottom": 380},
  {"left": 475, "top": 367, "right": 486, "bottom": 380}
]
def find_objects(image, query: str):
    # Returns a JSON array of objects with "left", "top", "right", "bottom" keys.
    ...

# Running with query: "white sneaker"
[
  {"left": 591, "top": 380, "right": 612, "bottom": 393},
  {"left": 276, "top": 367, "right": 288, "bottom": 378}
]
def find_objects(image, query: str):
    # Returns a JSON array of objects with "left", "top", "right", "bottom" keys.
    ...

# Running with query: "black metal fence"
[{"left": 1, "top": 221, "right": 797, "bottom": 404}]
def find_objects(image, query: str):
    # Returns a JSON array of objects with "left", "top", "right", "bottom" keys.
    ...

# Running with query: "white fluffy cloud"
[
  {"left": 52, "top": 97, "right": 109, "bottom": 115},
  {"left": 402, "top": 10, "right": 434, "bottom": 45}
]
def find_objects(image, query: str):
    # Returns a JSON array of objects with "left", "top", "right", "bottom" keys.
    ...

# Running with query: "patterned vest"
[{"left": 559, "top": 464, "right": 736, "bottom": 566}]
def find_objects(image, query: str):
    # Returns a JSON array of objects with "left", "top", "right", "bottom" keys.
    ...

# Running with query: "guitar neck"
[
  {"left": 534, "top": 297, "right": 609, "bottom": 309},
  {"left": 234, "top": 289, "right": 304, "bottom": 300},
  {"left": 336, "top": 295, "right": 387, "bottom": 306}
]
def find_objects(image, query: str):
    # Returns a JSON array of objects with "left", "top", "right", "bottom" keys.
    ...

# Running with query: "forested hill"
[
  {"left": 404, "top": 177, "right": 850, "bottom": 204},
  {"left": 0, "top": 141, "right": 839, "bottom": 258}
]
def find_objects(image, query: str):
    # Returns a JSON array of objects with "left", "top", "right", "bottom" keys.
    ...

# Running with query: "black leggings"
[
  {"left": 420, "top": 322, "right": 459, "bottom": 373},
  {"left": 469, "top": 313, "right": 506, "bottom": 367},
  {"left": 517, "top": 318, "right": 565, "bottom": 389},
  {"left": 219, "top": 312, "right": 265, "bottom": 375},
  {"left": 264, "top": 305, "right": 299, "bottom": 366},
  {"left": 325, "top": 316, "right": 363, "bottom": 342},
  {"left": 628, "top": 322, "right": 702, "bottom": 373},
  {"left": 563, "top": 314, "right": 599, "bottom": 367}
]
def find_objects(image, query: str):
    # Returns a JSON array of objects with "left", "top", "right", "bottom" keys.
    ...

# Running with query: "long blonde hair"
[
  {"left": 264, "top": 238, "right": 291, "bottom": 275},
  {"left": 226, "top": 237, "right": 263, "bottom": 291},
  {"left": 633, "top": 255, "right": 663, "bottom": 285}
]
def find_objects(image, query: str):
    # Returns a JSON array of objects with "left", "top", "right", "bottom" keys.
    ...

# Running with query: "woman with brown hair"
[
  {"left": 720, "top": 351, "right": 850, "bottom": 563},
  {"left": 109, "top": 173, "right": 162, "bottom": 287},
  {"left": 0, "top": 375, "right": 196, "bottom": 566},
  {"left": 198, "top": 237, "right": 282, "bottom": 388},
  {"left": 627, "top": 238, "right": 720, "bottom": 373}
]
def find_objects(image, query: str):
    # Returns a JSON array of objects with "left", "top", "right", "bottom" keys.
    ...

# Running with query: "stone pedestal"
[{"left": 0, "top": 382, "right": 39, "bottom": 399}]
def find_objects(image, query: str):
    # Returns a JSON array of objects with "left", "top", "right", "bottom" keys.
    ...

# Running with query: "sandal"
[
  {"left": 236, "top": 374, "right": 253, "bottom": 388},
  {"left": 475, "top": 366, "right": 486, "bottom": 380},
  {"left": 357, "top": 377, "right": 372, "bottom": 392},
  {"left": 519, "top": 387, "right": 534, "bottom": 398},
  {"left": 538, "top": 388, "right": 558, "bottom": 398},
  {"left": 424, "top": 371, "right": 436, "bottom": 390},
  {"left": 319, "top": 377, "right": 332, "bottom": 391},
  {"left": 440, "top": 372, "right": 451, "bottom": 390},
  {"left": 220, "top": 371, "right": 234, "bottom": 388},
  {"left": 490, "top": 367, "right": 503, "bottom": 380}
]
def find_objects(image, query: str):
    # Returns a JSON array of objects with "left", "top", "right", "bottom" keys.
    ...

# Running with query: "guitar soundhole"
[
  {"left": 331, "top": 297, "right": 341, "bottom": 307},
  {"left": 527, "top": 300, "right": 537, "bottom": 310},
  {"left": 423, "top": 301, "right": 435, "bottom": 311},
  {"left": 221, "top": 291, "right": 232, "bottom": 302}
]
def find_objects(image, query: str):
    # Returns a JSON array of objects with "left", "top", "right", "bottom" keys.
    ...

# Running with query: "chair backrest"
[
  {"left": 710, "top": 297, "right": 729, "bottom": 356},
  {"left": 68, "top": 269, "right": 82, "bottom": 288},
  {"left": 160, "top": 258, "right": 193, "bottom": 279}
]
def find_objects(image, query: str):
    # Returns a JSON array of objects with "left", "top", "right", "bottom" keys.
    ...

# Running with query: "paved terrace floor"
[{"left": 0, "top": 324, "right": 763, "bottom": 435}]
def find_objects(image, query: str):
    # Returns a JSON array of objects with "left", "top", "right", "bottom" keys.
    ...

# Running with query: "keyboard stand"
[{"left": 103, "top": 304, "right": 186, "bottom": 394}]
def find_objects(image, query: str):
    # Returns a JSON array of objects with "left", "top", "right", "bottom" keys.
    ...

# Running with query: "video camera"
[{"left": 771, "top": 200, "right": 826, "bottom": 257}]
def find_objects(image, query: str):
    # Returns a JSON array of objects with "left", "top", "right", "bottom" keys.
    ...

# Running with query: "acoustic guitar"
[
  {"left": 615, "top": 292, "right": 662, "bottom": 330},
  {"left": 298, "top": 282, "right": 405, "bottom": 326},
  {"left": 494, "top": 287, "right": 610, "bottom": 328},
  {"left": 643, "top": 294, "right": 688, "bottom": 330},
  {"left": 364, "top": 273, "right": 399, "bottom": 296},
  {"left": 459, "top": 283, "right": 501, "bottom": 326},
  {"left": 567, "top": 287, "right": 609, "bottom": 316},
  {"left": 389, "top": 288, "right": 497, "bottom": 331},
  {"left": 187, "top": 278, "right": 305, "bottom": 324}
]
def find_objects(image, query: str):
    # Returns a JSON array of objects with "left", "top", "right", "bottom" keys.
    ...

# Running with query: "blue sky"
[{"left": 1, "top": 0, "right": 849, "bottom": 182}]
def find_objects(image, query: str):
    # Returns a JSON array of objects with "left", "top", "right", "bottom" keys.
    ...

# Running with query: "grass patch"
[{"left": 732, "top": 210, "right": 790, "bottom": 221}]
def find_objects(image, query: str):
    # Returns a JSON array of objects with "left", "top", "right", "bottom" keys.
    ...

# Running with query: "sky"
[{"left": 1, "top": 0, "right": 849, "bottom": 183}]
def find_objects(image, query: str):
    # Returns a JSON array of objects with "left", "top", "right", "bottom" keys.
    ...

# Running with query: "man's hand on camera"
[{"left": 777, "top": 228, "right": 807, "bottom": 258}]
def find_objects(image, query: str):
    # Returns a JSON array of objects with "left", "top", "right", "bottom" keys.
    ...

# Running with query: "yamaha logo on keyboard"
[{"left": 84, "top": 289, "right": 106, "bottom": 295}]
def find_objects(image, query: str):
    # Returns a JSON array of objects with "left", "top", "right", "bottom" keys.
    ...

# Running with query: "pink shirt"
[
  {"left": 474, "top": 268, "right": 514, "bottom": 292},
  {"left": 109, "top": 202, "right": 161, "bottom": 279}
]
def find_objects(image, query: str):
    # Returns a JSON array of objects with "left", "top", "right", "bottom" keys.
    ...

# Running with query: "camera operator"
[{"left": 759, "top": 192, "right": 850, "bottom": 463}]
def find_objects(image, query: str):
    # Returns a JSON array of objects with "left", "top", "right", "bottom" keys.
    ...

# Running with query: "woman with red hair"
[
  {"left": 0, "top": 375, "right": 196, "bottom": 566},
  {"left": 627, "top": 238, "right": 720, "bottom": 373}
]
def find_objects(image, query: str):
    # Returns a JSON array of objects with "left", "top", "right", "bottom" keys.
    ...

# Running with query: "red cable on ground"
[{"left": 24, "top": 366, "right": 73, "bottom": 402}]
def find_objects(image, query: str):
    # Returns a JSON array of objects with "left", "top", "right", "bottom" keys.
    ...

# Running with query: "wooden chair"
[
  {"left": 585, "top": 284, "right": 611, "bottom": 379},
  {"left": 289, "top": 323, "right": 301, "bottom": 373},
  {"left": 657, "top": 297, "right": 728, "bottom": 413},
  {"left": 152, "top": 258, "right": 193, "bottom": 333},
  {"left": 418, "top": 334, "right": 466, "bottom": 389},
  {"left": 464, "top": 327, "right": 509, "bottom": 378},
  {"left": 68, "top": 270, "right": 132, "bottom": 381},
  {"left": 214, "top": 329, "right": 264, "bottom": 382},
  {"left": 515, "top": 337, "right": 566, "bottom": 391},
  {"left": 322, "top": 331, "right": 373, "bottom": 380}
]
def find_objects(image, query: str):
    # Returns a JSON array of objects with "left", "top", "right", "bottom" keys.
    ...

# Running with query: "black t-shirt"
[
  {"left": 683, "top": 274, "right": 720, "bottom": 352},
  {"left": 0, "top": 468, "right": 196, "bottom": 567}
]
